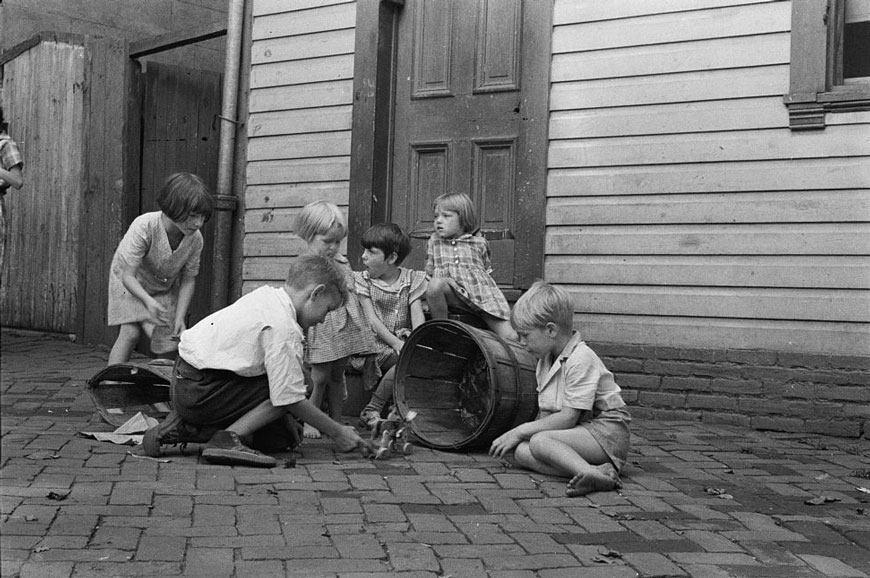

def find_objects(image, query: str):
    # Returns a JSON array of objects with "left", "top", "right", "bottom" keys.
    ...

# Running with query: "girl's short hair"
[
  {"left": 157, "top": 173, "right": 214, "bottom": 222},
  {"left": 511, "top": 281, "right": 575, "bottom": 333},
  {"left": 294, "top": 201, "right": 347, "bottom": 243},
  {"left": 361, "top": 223, "right": 411, "bottom": 264},
  {"left": 433, "top": 193, "right": 478, "bottom": 234}
]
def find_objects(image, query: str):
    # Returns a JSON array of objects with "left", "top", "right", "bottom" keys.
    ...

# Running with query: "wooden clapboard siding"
[
  {"left": 244, "top": 0, "right": 356, "bottom": 291},
  {"left": 547, "top": 0, "right": 870, "bottom": 355},
  {"left": 547, "top": 158, "right": 870, "bottom": 197},
  {"left": 573, "top": 314, "right": 865, "bottom": 355},
  {"left": 547, "top": 191, "right": 870, "bottom": 225},
  {"left": 546, "top": 256, "right": 870, "bottom": 289}
]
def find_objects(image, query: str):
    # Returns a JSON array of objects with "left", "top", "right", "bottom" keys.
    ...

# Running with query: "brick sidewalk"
[{"left": 2, "top": 328, "right": 869, "bottom": 577}]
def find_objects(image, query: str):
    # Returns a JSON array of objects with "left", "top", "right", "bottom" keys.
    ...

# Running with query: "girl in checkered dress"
[
  {"left": 297, "top": 201, "right": 376, "bottom": 438},
  {"left": 426, "top": 193, "right": 518, "bottom": 341},
  {"left": 353, "top": 223, "right": 427, "bottom": 427}
]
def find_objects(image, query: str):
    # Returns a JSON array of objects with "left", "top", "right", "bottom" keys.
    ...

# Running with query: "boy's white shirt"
[{"left": 178, "top": 286, "right": 307, "bottom": 407}]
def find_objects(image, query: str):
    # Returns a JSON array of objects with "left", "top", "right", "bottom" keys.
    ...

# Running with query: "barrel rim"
[{"left": 395, "top": 319, "right": 519, "bottom": 450}]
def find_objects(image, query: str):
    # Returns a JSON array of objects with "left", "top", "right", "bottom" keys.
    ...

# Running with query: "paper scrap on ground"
[{"left": 81, "top": 412, "right": 158, "bottom": 445}]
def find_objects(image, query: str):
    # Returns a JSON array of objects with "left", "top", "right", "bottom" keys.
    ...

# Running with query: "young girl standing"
[
  {"left": 107, "top": 173, "right": 213, "bottom": 365},
  {"left": 296, "top": 201, "right": 375, "bottom": 438},
  {"left": 426, "top": 192, "right": 517, "bottom": 341}
]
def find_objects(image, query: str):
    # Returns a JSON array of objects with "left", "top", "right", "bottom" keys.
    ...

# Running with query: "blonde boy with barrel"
[{"left": 489, "top": 281, "right": 631, "bottom": 497}]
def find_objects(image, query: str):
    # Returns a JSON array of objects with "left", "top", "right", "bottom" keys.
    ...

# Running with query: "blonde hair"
[
  {"left": 511, "top": 281, "right": 575, "bottom": 333},
  {"left": 433, "top": 193, "right": 478, "bottom": 234},
  {"left": 294, "top": 201, "right": 347, "bottom": 243}
]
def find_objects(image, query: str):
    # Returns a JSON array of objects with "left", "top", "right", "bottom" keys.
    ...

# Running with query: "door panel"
[{"left": 390, "top": 0, "right": 528, "bottom": 285}]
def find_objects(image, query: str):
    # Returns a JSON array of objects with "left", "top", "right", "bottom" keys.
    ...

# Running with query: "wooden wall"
[
  {"left": 0, "top": 39, "right": 85, "bottom": 333},
  {"left": 244, "top": 0, "right": 357, "bottom": 291},
  {"left": 1, "top": 0, "right": 227, "bottom": 72},
  {"left": 547, "top": 0, "right": 870, "bottom": 356},
  {"left": 1, "top": 34, "right": 128, "bottom": 343}
]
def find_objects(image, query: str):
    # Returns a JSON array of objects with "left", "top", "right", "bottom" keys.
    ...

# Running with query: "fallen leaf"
[
  {"left": 27, "top": 451, "right": 60, "bottom": 460},
  {"left": 856, "top": 487, "right": 870, "bottom": 494},
  {"left": 805, "top": 496, "right": 841, "bottom": 505},
  {"left": 46, "top": 491, "right": 69, "bottom": 501},
  {"left": 33, "top": 546, "right": 49, "bottom": 553}
]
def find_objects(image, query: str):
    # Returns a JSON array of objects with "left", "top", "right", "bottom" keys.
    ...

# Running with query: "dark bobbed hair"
[
  {"left": 361, "top": 222, "right": 412, "bottom": 265},
  {"left": 285, "top": 254, "right": 348, "bottom": 305},
  {"left": 157, "top": 173, "right": 214, "bottom": 222}
]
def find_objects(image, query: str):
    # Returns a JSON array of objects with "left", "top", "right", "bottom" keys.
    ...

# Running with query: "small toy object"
[{"left": 371, "top": 408, "right": 417, "bottom": 459}]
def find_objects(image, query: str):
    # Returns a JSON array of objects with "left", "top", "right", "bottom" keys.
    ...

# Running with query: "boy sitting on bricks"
[
  {"left": 489, "top": 281, "right": 631, "bottom": 496},
  {"left": 142, "top": 254, "right": 374, "bottom": 467}
]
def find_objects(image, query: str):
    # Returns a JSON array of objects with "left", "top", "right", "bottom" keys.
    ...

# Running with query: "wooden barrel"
[{"left": 394, "top": 319, "right": 538, "bottom": 451}]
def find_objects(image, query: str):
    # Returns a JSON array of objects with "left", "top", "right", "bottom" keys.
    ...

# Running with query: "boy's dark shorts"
[{"left": 171, "top": 357, "right": 270, "bottom": 427}]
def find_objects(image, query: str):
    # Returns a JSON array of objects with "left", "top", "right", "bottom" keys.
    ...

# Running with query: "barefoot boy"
[
  {"left": 489, "top": 282, "right": 631, "bottom": 496},
  {"left": 142, "top": 254, "right": 373, "bottom": 467}
]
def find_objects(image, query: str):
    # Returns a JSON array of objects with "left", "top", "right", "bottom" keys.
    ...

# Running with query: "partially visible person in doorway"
[
  {"left": 0, "top": 105, "right": 25, "bottom": 283},
  {"left": 107, "top": 173, "right": 214, "bottom": 365}
]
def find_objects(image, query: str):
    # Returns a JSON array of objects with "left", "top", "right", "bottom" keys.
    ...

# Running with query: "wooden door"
[
  {"left": 139, "top": 62, "right": 221, "bottom": 325},
  {"left": 388, "top": 0, "right": 548, "bottom": 289}
]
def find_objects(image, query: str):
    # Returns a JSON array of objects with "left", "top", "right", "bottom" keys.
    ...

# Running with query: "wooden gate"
[{"left": 1, "top": 33, "right": 127, "bottom": 341}]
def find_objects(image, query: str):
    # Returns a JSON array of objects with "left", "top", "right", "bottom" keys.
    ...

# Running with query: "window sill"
[{"left": 784, "top": 85, "right": 870, "bottom": 130}]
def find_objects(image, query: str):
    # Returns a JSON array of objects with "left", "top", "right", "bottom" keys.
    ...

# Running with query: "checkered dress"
[
  {"left": 0, "top": 134, "right": 21, "bottom": 276},
  {"left": 425, "top": 232, "right": 511, "bottom": 320},
  {"left": 306, "top": 255, "right": 377, "bottom": 364},
  {"left": 354, "top": 267, "right": 428, "bottom": 364},
  {"left": 0, "top": 135, "right": 23, "bottom": 194}
]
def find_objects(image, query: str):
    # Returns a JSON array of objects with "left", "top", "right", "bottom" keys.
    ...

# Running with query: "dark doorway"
[
  {"left": 136, "top": 62, "right": 222, "bottom": 326},
  {"left": 350, "top": 0, "right": 551, "bottom": 293}
]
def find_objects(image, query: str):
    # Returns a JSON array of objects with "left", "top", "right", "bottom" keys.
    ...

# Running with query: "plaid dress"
[
  {"left": 354, "top": 267, "right": 427, "bottom": 365},
  {"left": 306, "top": 255, "right": 376, "bottom": 364},
  {"left": 425, "top": 232, "right": 511, "bottom": 320},
  {"left": 0, "top": 133, "right": 23, "bottom": 280}
]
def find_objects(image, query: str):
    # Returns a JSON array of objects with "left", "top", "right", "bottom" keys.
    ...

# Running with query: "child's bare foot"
[
  {"left": 303, "top": 423, "right": 322, "bottom": 439},
  {"left": 566, "top": 463, "right": 620, "bottom": 497}
]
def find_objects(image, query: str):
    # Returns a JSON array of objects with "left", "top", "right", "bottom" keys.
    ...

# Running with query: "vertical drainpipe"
[{"left": 211, "top": 0, "right": 245, "bottom": 312}]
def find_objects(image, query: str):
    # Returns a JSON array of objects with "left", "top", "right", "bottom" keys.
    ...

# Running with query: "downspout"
[{"left": 211, "top": 0, "right": 245, "bottom": 312}]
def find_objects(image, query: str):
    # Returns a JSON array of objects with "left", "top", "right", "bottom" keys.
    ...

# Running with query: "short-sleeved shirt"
[
  {"left": 107, "top": 211, "right": 203, "bottom": 326},
  {"left": 179, "top": 285, "right": 307, "bottom": 407},
  {"left": 0, "top": 134, "right": 23, "bottom": 194},
  {"left": 536, "top": 332, "right": 626, "bottom": 416}
]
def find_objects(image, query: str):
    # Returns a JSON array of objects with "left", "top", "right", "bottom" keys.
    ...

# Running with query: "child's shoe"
[
  {"left": 359, "top": 403, "right": 385, "bottom": 429},
  {"left": 201, "top": 430, "right": 277, "bottom": 468},
  {"left": 142, "top": 411, "right": 215, "bottom": 457}
]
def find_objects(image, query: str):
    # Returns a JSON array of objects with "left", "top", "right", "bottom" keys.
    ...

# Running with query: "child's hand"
[
  {"left": 334, "top": 425, "right": 376, "bottom": 456},
  {"left": 489, "top": 430, "right": 523, "bottom": 458},
  {"left": 145, "top": 299, "right": 171, "bottom": 326},
  {"left": 172, "top": 319, "right": 187, "bottom": 339},
  {"left": 396, "top": 328, "right": 412, "bottom": 340}
]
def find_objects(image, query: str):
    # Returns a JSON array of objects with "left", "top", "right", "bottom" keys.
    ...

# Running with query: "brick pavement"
[{"left": 2, "top": 328, "right": 869, "bottom": 578}]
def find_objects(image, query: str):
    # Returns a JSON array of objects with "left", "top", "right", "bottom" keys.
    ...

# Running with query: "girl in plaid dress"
[
  {"left": 426, "top": 193, "right": 518, "bottom": 341},
  {"left": 297, "top": 201, "right": 376, "bottom": 438},
  {"left": 353, "top": 223, "right": 427, "bottom": 427}
]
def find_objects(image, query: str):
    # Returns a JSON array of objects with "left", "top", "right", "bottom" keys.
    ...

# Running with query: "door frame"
[{"left": 348, "top": 0, "right": 552, "bottom": 291}]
